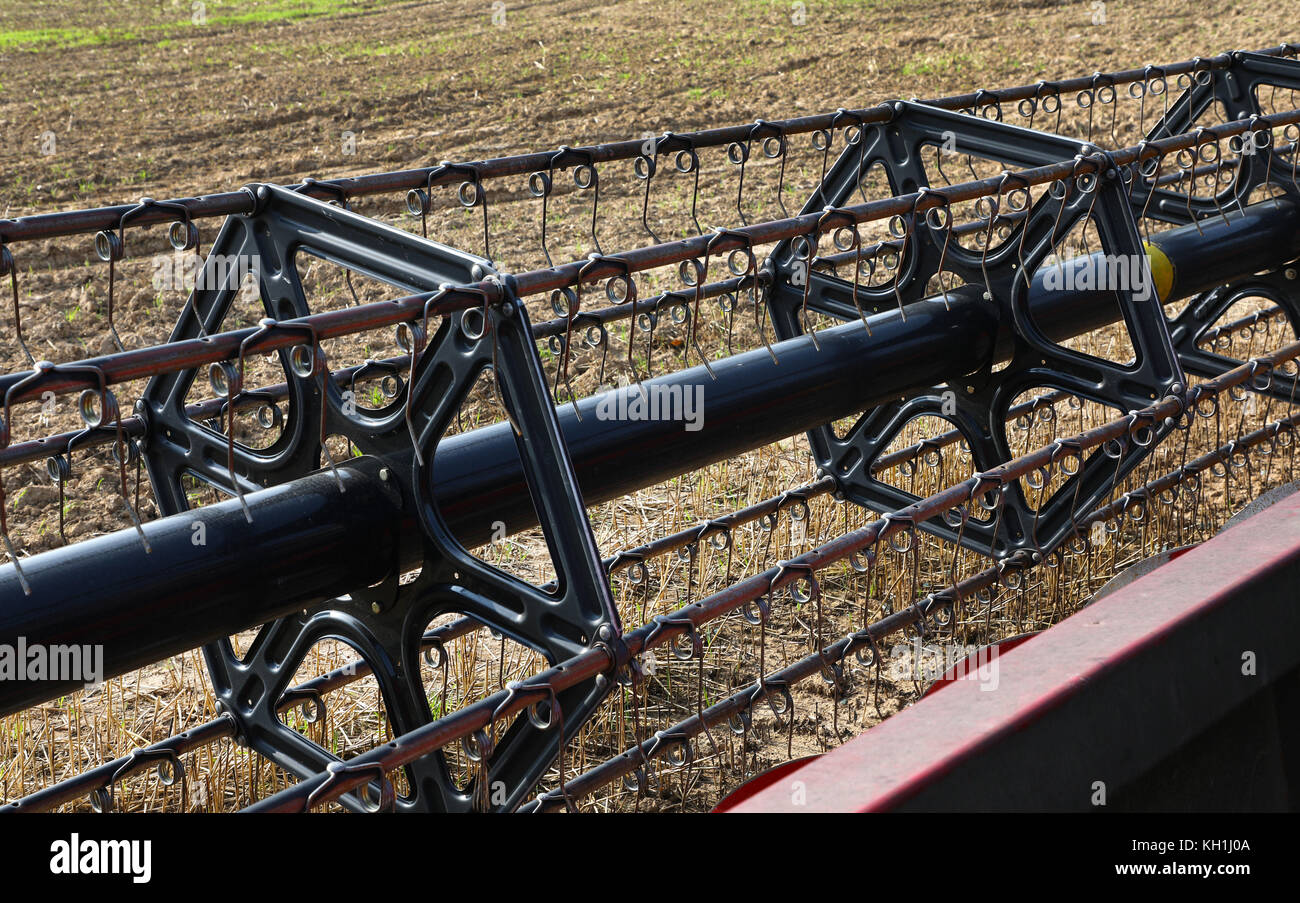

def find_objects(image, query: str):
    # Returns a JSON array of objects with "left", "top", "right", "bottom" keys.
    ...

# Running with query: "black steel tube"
[
  {"left": 0, "top": 459, "right": 403, "bottom": 715},
  {"left": 0, "top": 201, "right": 1297, "bottom": 715},
  {"left": 435, "top": 287, "right": 994, "bottom": 546}
]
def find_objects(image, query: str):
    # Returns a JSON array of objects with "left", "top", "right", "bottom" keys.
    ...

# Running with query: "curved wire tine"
[
  {"left": 432, "top": 159, "right": 492, "bottom": 263},
  {"left": 561, "top": 254, "right": 617, "bottom": 419},
  {"left": 678, "top": 255, "right": 716, "bottom": 379},
  {"left": 95, "top": 196, "right": 196, "bottom": 352},
  {"left": 304, "top": 759, "right": 395, "bottom": 813},
  {"left": 528, "top": 157, "right": 557, "bottom": 267},
  {"left": 1, "top": 244, "right": 35, "bottom": 366},
  {"left": 888, "top": 200, "right": 919, "bottom": 322},
  {"left": 1192, "top": 127, "right": 1233, "bottom": 227},
  {"left": 476, "top": 283, "right": 520, "bottom": 439},
  {"left": 917, "top": 188, "right": 956, "bottom": 310},
  {"left": 212, "top": 317, "right": 291, "bottom": 522},
  {"left": 714, "top": 227, "right": 773, "bottom": 365},
  {"left": 973, "top": 88, "right": 1003, "bottom": 123},
  {"left": 107, "top": 390, "right": 150, "bottom": 553},
  {"left": 492, "top": 675, "right": 574, "bottom": 811},
  {"left": 1047, "top": 159, "right": 1082, "bottom": 258},
  {"left": 991, "top": 170, "right": 1036, "bottom": 292},
  {"left": 574, "top": 253, "right": 637, "bottom": 392},
  {"left": 819, "top": 205, "right": 871, "bottom": 335},
  {"left": 1246, "top": 114, "right": 1276, "bottom": 195},
  {"left": 107, "top": 746, "right": 188, "bottom": 811},
  {"left": 25, "top": 360, "right": 150, "bottom": 555},
  {"left": 560, "top": 145, "right": 604, "bottom": 256},
  {"left": 729, "top": 118, "right": 780, "bottom": 227},
  {"left": 794, "top": 227, "right": 822, "bottom": 350},
  {"left": 976, "top": 189, "right": 1001, "bottom": 302},
  {"left": 692, "top": 229, "right": 756, "bottom": 377},
  {"left": 1133, "top": 140, "right": 1165, "bottom": 248},
  {"left": 763, "top": 122, "right": 791, "bottom": 218},
  {"left": 634, "top": 133, "right": 664, "bottom": 246},
  {"left": 262, "top": 317, "right": 345, "bottom": 494},
  {"left": 645, "top": 130, "right": 706, "bottom": 237}
]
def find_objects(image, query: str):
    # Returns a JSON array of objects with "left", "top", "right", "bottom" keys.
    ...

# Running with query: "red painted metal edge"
[
  {"left": 919, "top": 632, "right": 1039, "bottom": 699},
  {"left": 725, "top": 491, "right": 1300, "bottom": 812},
  {"left": 711, "top": 756, "right": 823, "bottom": 812}
]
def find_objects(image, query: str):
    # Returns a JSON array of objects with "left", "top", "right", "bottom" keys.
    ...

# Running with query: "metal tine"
[
  {"left": 476, "top": 280, "right": 519, "bottom": 439},
  {"left": 764, "top": 123, "right": 791, "bottom": 219},
  {"left": 634, "top": 133, "right": 663, "bottom": 245},
  {"left": 558, "top": 255, "right": 596, "bottom": 419},
  {"left": 566, "top": 146, "right": 604, "bottom": 256},
  {"left": 93, "top": 224, "right": 126, "bottom": 353},
  {"left": 677, "top": 256, "right": 716, "bottom": 378},
  {"left": 213, "top": 320, "right": 272, "bottom": 522},
  {"left": 817, "top": 209, "right": 868, "bottom": 337},
  {"left": 728, "top": 119, "right": 765, "bottom": 227},
  {"left": 1173, "top": 143, "right": 1204, "bottom": 235},
  {"left": 887, "top": 202, "right": 916, "bottom": 322},
  {"left": 721, "top": 228, "right": 774, "bottom": 365},
  {"left": 790, "top": 225, "right": 823, "bottom": 349},
  {"left": 527, "top": 158, "right": 556, "bottom": 266},
  {"left": 430, "top": 160, "right": 492, "bottom": 264},
  {"left": 94, "top": 197, "right": 203, "bottom": 353},
  {"left": 405, "top": 175, "right": 433, "bottom": 239},
  {"left": 811, "top": 125, "right": 833, "bottom": 188},
  {"left": 103, "top": 387, "right": 150, "bottom": 553},
  {"left": 1133, "top": 141, "right": 1164, "bottom": 248},
  {"left": 0, "top": 244, "right": 35, "bottom": 367},
  {"left": 991, "top": 170, "right": 1035, "bottom": 292},
  {"left": 921, "top": 189, "right": 956, "bottom": 310},
  {"left": 66, "top": 364, "right": 151, "bottom": 552}
]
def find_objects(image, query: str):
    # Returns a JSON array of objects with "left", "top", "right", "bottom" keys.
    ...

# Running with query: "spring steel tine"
[
  {"left": 0, "top": 244, "right": 35, "bottom": 367},
  {"left": 635, "top": 133, "right": 662, "bottom": 246},
  {"left": 100, "top": 196, "right": 200, "bottom": 353},
  {"left": 678, "top": 255, "right": 716, "bottom": 379},
  {"left": 922, "top": 189, "right": 956, "bottom": 309}
]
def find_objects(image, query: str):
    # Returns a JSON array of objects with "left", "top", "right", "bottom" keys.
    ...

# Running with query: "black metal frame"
[
  {"left": 767, "top": 102, "right": 1184, "bottom": 557},
  {"left": 140, "top": 186, "right": 621, "bottom": 812}
]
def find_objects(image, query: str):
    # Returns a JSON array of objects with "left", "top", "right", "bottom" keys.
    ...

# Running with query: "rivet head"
[
  {"left": 379, "top": 467, "right": 391, "bottom": 482},
  {"left": 371, "top": 601, "right": 383, "bottom": 614}
]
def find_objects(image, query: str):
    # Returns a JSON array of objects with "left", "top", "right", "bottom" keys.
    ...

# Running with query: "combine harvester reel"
[{"left": 2, "top": 46, "right": 1300, "bottom": 813}]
